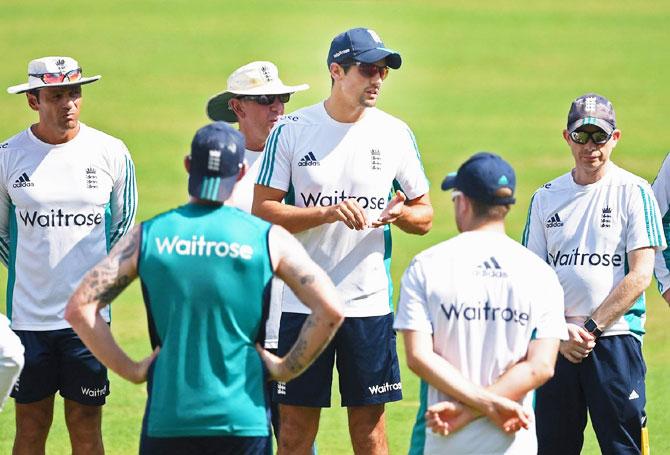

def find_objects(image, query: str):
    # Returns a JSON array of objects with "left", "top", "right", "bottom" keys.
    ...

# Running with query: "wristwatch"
[{"left": 584, "top": 318, "right": 603, "bottom": 338}]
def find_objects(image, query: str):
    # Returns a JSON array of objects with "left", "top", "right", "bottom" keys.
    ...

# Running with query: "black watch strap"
[{"left": 584, "top": 318, "right": 603, "bottom": 338}]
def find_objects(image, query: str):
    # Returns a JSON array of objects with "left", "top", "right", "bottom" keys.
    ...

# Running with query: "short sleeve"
[
  {"left": 626, "top": 183, "right": 666, "bottom": 252},
  {"left": 652, "top": 154, "right": 670, "bottom": 292},
  {"left": 256, "top": 123, "right": 292, "bottom": 192},
  {"left": 393, "top": 128, "right": 429, "bottom": 200},
  {"left": 394, "top": 258, "right": 433, "bottom": 334},
  {"left": 532, "top": 269, "right": 568, "bottom": 340},
  {"left": 521, "top": 191, "right": 548, "bottom": 261}
]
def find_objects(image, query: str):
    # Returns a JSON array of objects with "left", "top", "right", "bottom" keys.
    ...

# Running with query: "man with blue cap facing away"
[
  {"left": 65, "top": 122, "right": 344, "bottom": 455},
  {"left": 395, "top": 152, "right": 566, "bottom": 454},
  {"left": 253, "top": 27, "right": 433, "bottom": 454}
]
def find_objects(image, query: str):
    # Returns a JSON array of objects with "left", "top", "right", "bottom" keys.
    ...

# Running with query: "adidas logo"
[
  {"left": 13, "top": 172, "right": 35, "bottom": 188},
  {"left": 629, "top": 390, "right": 640, "bottom": 400},
  {"left": 475, "top": 256, "right": 507, "bottom": 278},
  {"left": 478, "top": 256, "right": 501, "bottom": 270},
  {"left": 546, "top": 213, "right": 564, "bottom": 228},
  {"left": 298, "top": 152, "right": 320, "bottom": 167}
]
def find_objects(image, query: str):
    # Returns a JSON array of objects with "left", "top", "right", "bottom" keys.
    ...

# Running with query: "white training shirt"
[
  {"left": 256, "top": 102, "right": 429, "bottom": 317},
  {"left": 227, "top": 148, "right": 264, "bottom": 212},
  {"left": 0, "top": 123, "right": 137, "bottom": 330},
  {"left": 651, "top": 153, "right": 670, "bottom": 294},
  {"left": 394, "top": 230, "right": 567, "bottom": 455},
  {"left": 522, "top": 162, "right": 665, "bottom": 339},
  {"left": 227, "top": 147, "right": 283, "bottom": 349}
]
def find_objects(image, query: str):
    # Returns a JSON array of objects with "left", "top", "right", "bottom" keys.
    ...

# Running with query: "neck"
[
  {"left": 189, "top": 196, "right": 224, "bottom": 207},
  {"left": 238, "top": 124, "right": 266, "bottom": 152},
  {"left": 31, "top": 122, "right": 80, "bottom": 145},
  {"left": 572, "top": 164, "right": 609, "bottom": 185},
  {"left": 466, "top": 219, "right": 506, "bottom": 234},
  {"left": 323, "top": 93, "right": 367, "bottom": 123}
]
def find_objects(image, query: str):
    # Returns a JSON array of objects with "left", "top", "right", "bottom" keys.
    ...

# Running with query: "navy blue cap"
[
  {"left": 188, "top": 122, "right": 245, "bottom": 202},
  {"left": 441, "top": 152, "right": 516, "bottom": 205},
  {"left": 327, "top": 27, "right": 402, "bottom": 69},
  {"left": 567, "top": 93, "right": 616, "bottom": 135}
]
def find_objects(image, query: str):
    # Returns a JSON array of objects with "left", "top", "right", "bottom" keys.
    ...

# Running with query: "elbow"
[
  {"left": 531, "top": 359, "right": 555, "bottom": 386},
  {"left": 64, "top": 297, "right": 84, "bottom": 328},
  {"left": 405, "top": 351, "right": 424, "bottom": 376},
  {"left": 416, "top": 220, "right": 432, "bottom": 235},
  {"left": 639, "top": 271, "right": 653, "bottom": 291}
]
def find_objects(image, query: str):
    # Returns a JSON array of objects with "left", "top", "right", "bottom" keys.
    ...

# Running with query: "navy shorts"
[
  {"left": 536, "top": 334, "right": 646, "bottom": 454},
  {"left": 139, "top": 434, "right": 271, "bottom": 455},
  {"left": 274, "top": 313, "right": 402, "bottom": 407},
  {"left": 11, "top": 328, "right": 109, "bottom": 405}
]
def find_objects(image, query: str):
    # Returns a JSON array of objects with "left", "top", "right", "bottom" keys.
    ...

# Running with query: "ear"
[
  {"left": 236, "top": 162, "right": 248, "bottom": 182},
  {"left": 184, "top": 155, "right": 191, "bottom": 173},
  {"left": 329, "top": 62, "right": 345, "bottom": 82},
  {"left": 26, "top": 92, "right": 39, "bottom": 111},
  {"left": 562, "top": 129, "right": 571, "bottom": 144},
  {"left": 611, "top": 129, "right": 621, "bottom": 143},
  {"left": 228, "top": 98, "right": 244, "bottom": 120}
]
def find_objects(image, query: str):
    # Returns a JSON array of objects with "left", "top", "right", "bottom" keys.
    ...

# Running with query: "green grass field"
[{"left": 1, "top": 1, "right": 669, "bottom": 453}]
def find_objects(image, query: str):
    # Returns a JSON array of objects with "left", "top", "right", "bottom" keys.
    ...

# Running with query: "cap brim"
[
  {"left": 189, "top": 174, "right": 239, "bottom": 203},
  {"left": 441, "top": 172, "right": 458, "bottom": 191},
  {"left": 206, "top": 82, "right": 310, "bottom": 123},
  {"left": 7, "top": 75, "right": 101, "bottom": 94},
  {"left": 567, "top": 118, "right": 615, "bottom": 135},
  {"left": 355, "top": 48, "right": 402, "bottom": 69}
]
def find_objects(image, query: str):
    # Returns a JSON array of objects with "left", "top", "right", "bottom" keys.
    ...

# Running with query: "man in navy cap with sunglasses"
[
  {"left": 254, "top": 27, "right": 433, "bottom": 454},
  {"left": 2, "top": 56, "right": 137, "bottom": 454},
  {"left": 523, "top": 94, "right": 665, "bottom": 454}
]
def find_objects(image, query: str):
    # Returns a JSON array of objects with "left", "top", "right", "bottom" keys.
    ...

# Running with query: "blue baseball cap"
[
  {"left": 567, "top": 93, "right": 616, "bottom": 135},
  {"left": 327, "top": 27, "right": 402, "bottom": 69},
  {"left": 441, "top": 152, "right": 516, "bottom": 205},
  {"left": 188, "top": 122, "right": 245, "bottom": 202}
]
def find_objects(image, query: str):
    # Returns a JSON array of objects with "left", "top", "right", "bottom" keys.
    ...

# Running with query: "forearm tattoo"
[
  {"left": 81, "top": 228, "right": 140, "bottom": 306},
  {"left": 283, "top": 316, "right": 318, "bottom": 374}
]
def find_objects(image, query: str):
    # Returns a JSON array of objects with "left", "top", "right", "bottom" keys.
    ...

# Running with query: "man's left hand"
[
  {"left": 425, "top": 401, "right": 477, "bottom": 436},
  {"left": 371, "top": 190, "right": 406, "bottom": 227}
]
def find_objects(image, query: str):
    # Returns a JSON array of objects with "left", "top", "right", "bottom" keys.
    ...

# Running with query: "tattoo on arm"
[
  {"left": 282, "top": 315, "right": 318, "bottom": 374},
  {"left": 80, "top": 227, "right": 140, "bottom": 306},
  {"left": 300, "top": 274, "right": 315, "bottom": 286}
]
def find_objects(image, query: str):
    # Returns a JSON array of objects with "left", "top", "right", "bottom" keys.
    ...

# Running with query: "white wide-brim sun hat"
[
  {"left": 7, "top": 56, "right": 101, "bottom": 94},
  {"left": 206, "top": 61, "right": 309, "bottom": 123}
]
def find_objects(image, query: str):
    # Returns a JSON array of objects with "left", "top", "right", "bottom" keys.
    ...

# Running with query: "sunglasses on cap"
[
  {"left": 341, "top": 61, "right": 389, "bottom": 80},
  {"left": 29, "top": 68, "right": 82, "bottom": 85},
  {"left": 570, "top": 129, "right": 612, "bottom": 145},
  {"left": 237, "top": 93, "right": 290, "bottom": 105}
]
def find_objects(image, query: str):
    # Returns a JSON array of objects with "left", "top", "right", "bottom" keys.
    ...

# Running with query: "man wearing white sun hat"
[{"left": 3, "top": 56, "right": 137, "bottom": 454}]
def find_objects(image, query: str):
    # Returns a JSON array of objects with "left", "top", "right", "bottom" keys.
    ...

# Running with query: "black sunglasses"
[
  {"left": 570, "top": 129, "right": 612, "bottom": 145},
  {"left": 237, "top": 93, "right": 290, "bottom": 105},
  {"left": 341, "top": 61, "right": 389, "bottom": 80}
]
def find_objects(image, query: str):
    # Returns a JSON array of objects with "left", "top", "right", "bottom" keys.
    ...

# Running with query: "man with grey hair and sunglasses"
[
  {"left": 2, "top": 56, "right": 137, "bottom": 454},
  {"left": 523, "top": 93, "right": 665, "bottom": 454}
]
